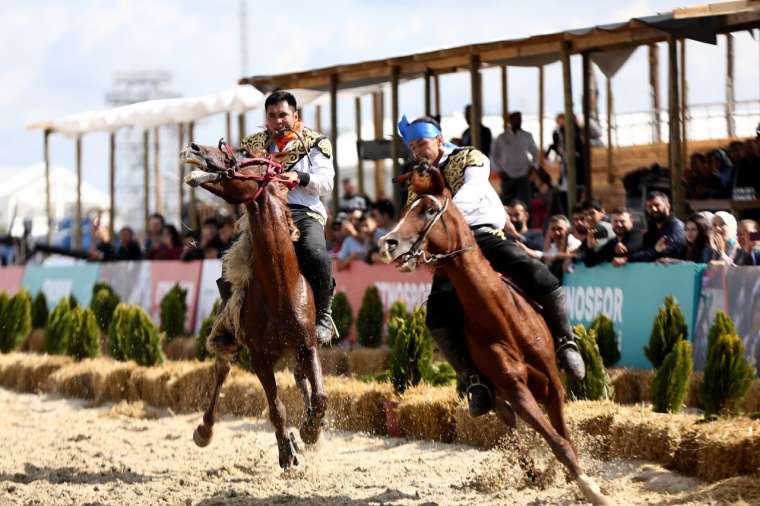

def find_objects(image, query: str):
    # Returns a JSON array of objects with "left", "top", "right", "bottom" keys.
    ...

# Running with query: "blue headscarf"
[{"left": 397, "top": 115, "right": 442, "bottom": 145}]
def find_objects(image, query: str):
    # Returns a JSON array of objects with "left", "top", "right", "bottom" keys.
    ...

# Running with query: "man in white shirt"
[
  {"left": 238, "top": 91, "right": 337, "bottom": 344},
  {"left": 491, "top": 112, "right": 539, "bottom": 205},
  {"left": 398, "top": 115, "right": 585, "bottom": 418}
]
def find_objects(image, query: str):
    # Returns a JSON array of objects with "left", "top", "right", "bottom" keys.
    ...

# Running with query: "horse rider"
[
  {"left": 214, "top": 90, "right": 338, "bottom": 347},
  {"left": 398, "top": 115, "right": 585, "bottom": 417}
]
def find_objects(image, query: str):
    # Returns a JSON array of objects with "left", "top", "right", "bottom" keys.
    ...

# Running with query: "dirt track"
[{"left": 0, "top": 388, "right": 756, "bottom": 506}]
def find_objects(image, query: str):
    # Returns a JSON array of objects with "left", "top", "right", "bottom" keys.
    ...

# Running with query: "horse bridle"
[
  {"left": 401, "top": 194, "right": 474, "bottom": 265},
  {"left": 216, "top": 139, "right": 299, "bottom": 203}
]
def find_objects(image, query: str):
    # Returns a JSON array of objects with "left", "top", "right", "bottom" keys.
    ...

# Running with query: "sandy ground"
[{"left": 0, "top": 388, "right": 754, "bottom": 506}]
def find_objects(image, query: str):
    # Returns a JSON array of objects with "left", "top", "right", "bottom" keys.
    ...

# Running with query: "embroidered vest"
[
  {"left": 406, "top": 147, "right": 487, "bottom": 204},
  {"left": 241, "top": 127, "right": 332, "bottom": 170}
]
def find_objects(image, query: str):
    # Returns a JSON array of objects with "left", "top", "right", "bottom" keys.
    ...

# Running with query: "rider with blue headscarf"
[{"left": 399, "top": 115, "right": 585, "bottom": 418}]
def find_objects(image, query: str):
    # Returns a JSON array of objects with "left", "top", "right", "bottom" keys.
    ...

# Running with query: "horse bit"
[
  {"left": 216, "top": 139, "right": 299, "bottom": 203},
  {"left": 402, "top": 194, "right": 474, "bottom": 265}
]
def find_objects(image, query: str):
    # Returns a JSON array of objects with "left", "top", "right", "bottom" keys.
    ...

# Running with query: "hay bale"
[
  {"left": 47, "top": 359, "right": 103, "bottom": 399},
  {"left": 346, "top": 348, "right": 389, "bottom": 376},
  {"left": 741, "top": 380, "right": 760, "bottom": 413},
  {"left": 0, "top": 353, "right": 72, "bottom": 392},
  {"left": 219, "top": 368, "right": 267, "bottom": 417},
  {"left": 162, "top": 337, "right": 197, "bottom": 361},
  {"left": 687, "top": 371, "right": 703, "bottom": 408},
  {"left": 397, "top": 384, "right": 457, "bottom": 442},
  {"left": 165, "top": 361, "right": 216, "bottom": 413},
  {"left": 85, "top": 359, "right": 137, "bottom": 404},
  {"left": 128, "top": 365, "right": 174, "bottom": 408},
  {"left": 319, "top": 348, "right": 349, "bottom": 376},
  {"left": 20, "top": 329, "right": 45, "bottom": 353},
  {"left": 324, "top": 376, "right": 392, "bottom": 434},
  {"left": 453, "top": 405, "right": 510, "bottom": 448},
  {"left": 610, "top": 368, "right": 652, "bottom": 404}
]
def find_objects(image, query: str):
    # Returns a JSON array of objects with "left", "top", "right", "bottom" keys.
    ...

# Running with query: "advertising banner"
[
  {"left": 0, "top": 266, "right": 25, "bottom": 295},
  {"left": 563, "top": 263, "right": 705, "bottom": 369},
  {"left": 22, "top": 264, "right": 101, "bottom": 308},
  {"left": 150, "top": 261, "right": 203, "bottom": 334},
  {"left": 97, "top": 261, "right": 153, "bottom": 313},
  {"left": 194, "top": 259, "right": 223, "bottom": 332},
  {"left": 693, "top": 266, "right": 760, "bottom": 373}
]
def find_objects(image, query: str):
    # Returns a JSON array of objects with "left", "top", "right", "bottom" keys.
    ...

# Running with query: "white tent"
[{"left": 0, "top": 163, "right": 109, "bottom": 237}]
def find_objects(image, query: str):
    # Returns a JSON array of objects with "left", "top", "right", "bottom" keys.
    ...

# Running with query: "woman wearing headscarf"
[{"left": 713, "top": 211, "right": 738, "bottom": 261}]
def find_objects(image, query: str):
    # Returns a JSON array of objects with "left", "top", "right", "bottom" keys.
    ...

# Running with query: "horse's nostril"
[
  {"left": 191, "top": 143, "right": 200, "bottom": 151},
  {"left": 385, "top": 239, "right": 398, "bottom": 252}
]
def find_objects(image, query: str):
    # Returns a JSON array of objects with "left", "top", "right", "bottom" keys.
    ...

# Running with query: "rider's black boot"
[{"left": 539, "top": 287, "right": 586, "bottom": 380}]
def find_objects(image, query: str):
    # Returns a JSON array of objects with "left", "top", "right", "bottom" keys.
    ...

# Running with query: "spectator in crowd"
[
  {"left": 325, "top": 210, "right": 348, "bottom": 253},
  {"left": 491, "top": 112, "right": 539, "bottom": 205},
  {"left": 712, "top": 211, "right": 739, "bottom": 260},
  {"left": 658, "top": 214, "right": 722, "bottom": 264},
  {"left": 546, "top": 113, "right": 586, "bottom": 205},
  {"left": 368, "top": 199, "right": 396, "bottom": 263},
  {"left": 734, "top": 219, "right": 760, "bottom": 266},
  {"left": 455, "top": 104, "right": 492, "bottom": 156},
  {"left": 115, "top": 226, "right": 143, "bottom": 261},
  {"left": 518, "top": 214, "right": 581, "bottom": 281},
  {"left": 707, "top": 149, "right": 735, "bottom": 199},
  {"left": 179, "top": 218, "right": 224, "bottom": 260},
  {"left": 217, "top": 214, "right": 236, "bottom": 256},
  {"left": 87, "top": 218, "right": 115, "bottom": 261},
  {"left": 144, "top": 213, "right": 165, "bottom": 258},
  {"left": 569, "top": 204, "right": 587, "bottom": 243},
  {"left": 338, "top": 178, "right": 371, "bottom": 213},
  {"left": 684, "top": 153, "right": 719, "bottom": 199},
  {"left": 609, "top": 207, "right": 643, "bottom": 257},
  {"left": 734, "top": 139, "right": 760, "bottom": 196},
  {"left": 504, "top": 199, "right": 544, "bottom": 251},
  {"left": 613, "top": 191, "right": 685, "bottom": 266},
  {"left": 152, "top": 224, "right": 183, "bottom": 260},
  {"left": 579, "top": 201, "right": 617, "bottom": 267},
  {"left": 336, "top": 212, "right": 376, "bottom": 270},
  {"left": 527, "top": 166, "right": 563, "bottom": 232}
]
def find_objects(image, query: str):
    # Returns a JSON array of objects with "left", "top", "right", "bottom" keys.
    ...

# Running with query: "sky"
[{"left": 1, "top": 0, "right": 758, "bottom": 201}]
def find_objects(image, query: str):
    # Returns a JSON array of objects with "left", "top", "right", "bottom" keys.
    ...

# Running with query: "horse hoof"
[
  {"left": 193, "top": 425, "right": 213, "bottom": 448},
  {"left": 299, "top": 423, "right": 321, "bottom": 445},
  {"left": 576, "top": 474, "right": 614, "bottom": 506}
]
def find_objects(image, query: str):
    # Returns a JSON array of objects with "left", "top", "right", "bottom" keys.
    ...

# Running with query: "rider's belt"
[
  {"left": 288, "top": 204, "right": 327, "bottom": 227},
  {"left": 470, "top": 224, "right": 505, "bottom": 239}
]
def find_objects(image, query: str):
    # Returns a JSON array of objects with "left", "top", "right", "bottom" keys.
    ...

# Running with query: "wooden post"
[
  {"left": 153, "top": 127, "right": 162, "bottom": 216},
  {"left": 680, "top": 39, "right": 688, "bottom": 171},
  {"left": 424, "top": 69, "right": 432, "bottom": 117},
  {"left": 142, "top": 130, "right": 150, "bottom": 233},
  {"left": 561, "top": 41, "right": 578, "bottom": 211},
  {"left": 44, "top": 129, "right": 53, "bottom": 245},
  {"left": 188, "top": 122, "right": 197, "bottom": 230},
  {"left": 582, "top": 52, "right": 593, "bottom": 198},
  {"left": 372, "top": 91, "right": 385, "bottom": 199},
  {"left": 177, "top": 123, "right": 185, "bottom": 227},
  {"left": 501, "top": 65, "right": 509, "bottom": 130},
  {"left": 668, "top": 36, "right": 685, "bottom": 219},
  {"left": 648, "top": 43, "right": 662, "bottom": 143},
  {"left": 390, "top": 65, "right": 401, "bottom": 209},
  {"left": 469, "top": 54, "right": 482, "bottom": 150},
  {"left": 538, "top": 66, "right": 545, "bottom": 158},
  {"left": 725, "top": 33, "right": 735, "bottom": 138},
  {"left": 355, "top": 95, "right": 365, "bottom": 195},
  {"left": 315, "top": 105, "right": 322, "bottom": 133},
  {"left": 330, "top": 74, "right": 339, "bottom": 215},
  {"left": 606, "top": 77, "right": 614, "bottom": 184},
  {"left": 433, "top": 74, "right": 441, "bottom": 117},
  {"left": 237, "top": 114, "right": 246, "bottom": 146},
  {"left": 225, "top": 112, "right": 232, "bottom": 144},
  {"left": 108, "top": 132, "right": 116, "bottom": 240},
  {"left": 74, "top": 135, "right": 83, "bottom": 251}
]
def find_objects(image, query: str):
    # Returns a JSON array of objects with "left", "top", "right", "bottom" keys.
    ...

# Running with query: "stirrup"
[{"left": 466, "top": 374, "right": 494, "bottom": 417}]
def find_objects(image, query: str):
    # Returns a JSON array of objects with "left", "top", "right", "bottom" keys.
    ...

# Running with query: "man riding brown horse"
[
  {"left": 212, "top": 91, "right": 339, "bottom": 350},
  {"left": 396, "top": 115, "right": 585, "bottom": 417}
]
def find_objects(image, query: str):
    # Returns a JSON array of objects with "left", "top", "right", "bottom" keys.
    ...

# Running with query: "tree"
[
  {"left": 331, "top": 292, "right": 353, "bottom": 345},
  {"left": 0, "top": 290, "right": 32, "bottom": 353},
  {"left": 651, "top": 339, "right": 692, "bottom": 413},
  {"left": 160, "top": 283, "right": 188, "bottom": 339},
  {"left": 566, "top": 324, "right": 613, "bottom": 401},
  {"left": 645, "top": 295, "right": 688, "bottom": 369},
  {"left": 90, "top": 287, "right": 120, "bottom": 334},
  {"left": 389, "top": 307, "right": 433, "bottom": 394},
  {"left": 590, "top": 313, "right": 621, "bottom": 367},
  {"left": 66, "top": 307, "right": 100, "bottom": 360},
  {"left": 357, "top": 286, "right": 384, "bottom": 348},
  {"left": 109, "top": 304, "right": 164, "bottom": 366},
  {"left": 44, "top": 297, "right": 75, "bottom": 355},
  {"left": 386, "top": 300, "right": 409, "bottom": 348},
  {"left": 31, "top": 291, "right": 49, "bottom": 329}
]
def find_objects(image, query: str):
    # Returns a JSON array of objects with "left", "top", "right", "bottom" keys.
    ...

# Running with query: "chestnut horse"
[
  {"left": 181, "top": 141, "right": 327, "bottom": 469},
  {"left": 379, "top": 168, "right": 612, "bottom": 505}
]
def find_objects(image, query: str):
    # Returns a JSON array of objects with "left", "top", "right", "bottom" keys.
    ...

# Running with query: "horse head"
[{"left": 379, "top": 166, "right": 464, "bottom": 271}]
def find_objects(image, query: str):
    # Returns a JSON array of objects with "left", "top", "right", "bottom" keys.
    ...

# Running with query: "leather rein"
[
  {"left": 402, "top": 194, "right": 474, "bottom": 266},
  {"left": 217, "top": 139, "right": 298, "bottom": 204}
]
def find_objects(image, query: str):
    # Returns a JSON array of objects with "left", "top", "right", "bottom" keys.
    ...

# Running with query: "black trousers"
[
  {"left": 290, "top": 207, "right": 333, "bottom": 314},
  {"left": 426, "top": 228, "right": 559, "bottom": 331}
]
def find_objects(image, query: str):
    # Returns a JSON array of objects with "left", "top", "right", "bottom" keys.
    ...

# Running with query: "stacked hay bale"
[{"left": 396, "top": 384, "right": 457, "bottom": 442}]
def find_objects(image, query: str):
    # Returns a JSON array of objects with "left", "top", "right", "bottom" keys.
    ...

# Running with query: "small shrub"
[
  {"left": 160, "top": 284, "right": 188, "bottom": 339},
  {"left": 566, "top": 324, "right": 613, "bottom": 401},
  {"left": 645, "top": 295, "right": 688, "bottom": 369},
  {"left": 90, "top": 287, "right": 120, "bottom": 334},
  {"left": 66, "top": 307, "right": 100, "bottom": 361},
  {"left": 0, "top": 290, "right": 32, "bottom": 353},
  {"left": 68, "top": 293, "right": 78, "bottom": 309},
  {"left": 425, "top": 361, "right": 457, "bottom": 386},
  {"left": 699, "top": 329, "right": 755, "bottom": 416},
  {"left": 590, "top": 313, "right": 620, "bottom": 367},
  {"left": 196, "top": 299, "right": 221, "bottom": 361},
  {"left": 109, "top": 304, "right": 164, "bottom": 366},
  {"left": 44, "top": 297, "right": 75, "bottom": 355},
  {"left": 107, "top": 304, "right": 131, "bottom": 360},
  {"left": 706, "top": 310, "right": 736, "bottom": 352},
  {"left": 31, "top": 291, "right": 49, "bottom": 329},
  {"left": 389, "top": 307, "right": 433, "bottom": 393},
  {"left": 357, "top": 286, "right": 383, "bottom": 348},
  {"left": 651, "top": 339, "right": 692, "bottom": 413},
  {"left": 386, "top": 300, "right": 409, "bottom": 348},
  {"left": 331, "top": 291, "right": 353, "bottom": 345},
  {"left": 91, "top": 282, "right": 115, "bottom": 299}
]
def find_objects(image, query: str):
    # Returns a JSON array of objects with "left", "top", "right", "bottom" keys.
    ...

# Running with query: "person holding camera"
[{"left": 398, "top": 115, "right": 585, "bottom": 418}]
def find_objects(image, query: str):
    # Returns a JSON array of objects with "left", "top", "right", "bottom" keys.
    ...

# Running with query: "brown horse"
[
  {"left": 181, "top": 141, "right": 327, "bottom": 469},
  {"left": 379, "top": 168, "right": 612, "bottom": 505}
]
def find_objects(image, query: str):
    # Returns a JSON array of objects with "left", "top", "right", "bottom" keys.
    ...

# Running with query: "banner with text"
[{"left": 562, "top": 263, "right": 705, "bottom": 369}]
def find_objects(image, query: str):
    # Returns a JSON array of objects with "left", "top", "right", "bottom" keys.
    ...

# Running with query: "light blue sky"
[{"left": 1, "top": 0, "right": 758, "bottom": 196}]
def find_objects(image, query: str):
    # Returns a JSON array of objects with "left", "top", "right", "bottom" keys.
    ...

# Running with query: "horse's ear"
[{"left": 409, "top": 166, "right": 446, "bottom": 196}]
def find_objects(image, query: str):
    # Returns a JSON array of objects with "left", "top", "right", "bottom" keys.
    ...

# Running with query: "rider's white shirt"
[
  {"left": 437, "top": 145, "right": 507, "bottom": 230},
  {"left": 268, "top": 138, "right": 334, "bottom": 220}
]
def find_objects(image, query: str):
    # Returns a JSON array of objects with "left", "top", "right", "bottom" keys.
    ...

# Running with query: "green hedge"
[
  {"left": 44, "top": 297, "right": 75, "bottom": 355},
  {"left": 0, "top": 290, "right": 32, "bottom": 353},
  {"left": 160, "top": 284, "right": 188, "bottom": 339},
  {"left": 108, "top": 303, "right": 164, "bottom": 366},
  {"left": 66, "top": 307, "right": 100, "bottom": 361},
  {"left": 357, "top": 286, "right": 383, "bottom": 348}
]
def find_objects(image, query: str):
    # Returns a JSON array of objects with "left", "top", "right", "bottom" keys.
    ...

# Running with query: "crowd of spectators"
[{"left": 684, "top": 137, "right": 760, "bottom": 200}]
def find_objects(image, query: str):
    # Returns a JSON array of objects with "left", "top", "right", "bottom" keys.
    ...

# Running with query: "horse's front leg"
[
  {"left": 193, "top": 356, "right": 231, "bottom": 447},
  {"left": 252, "top": 355, "right": 298, "bottom": 469},
  {"left": 296, "top": 344, "right": 327, "bottom": 445}
]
